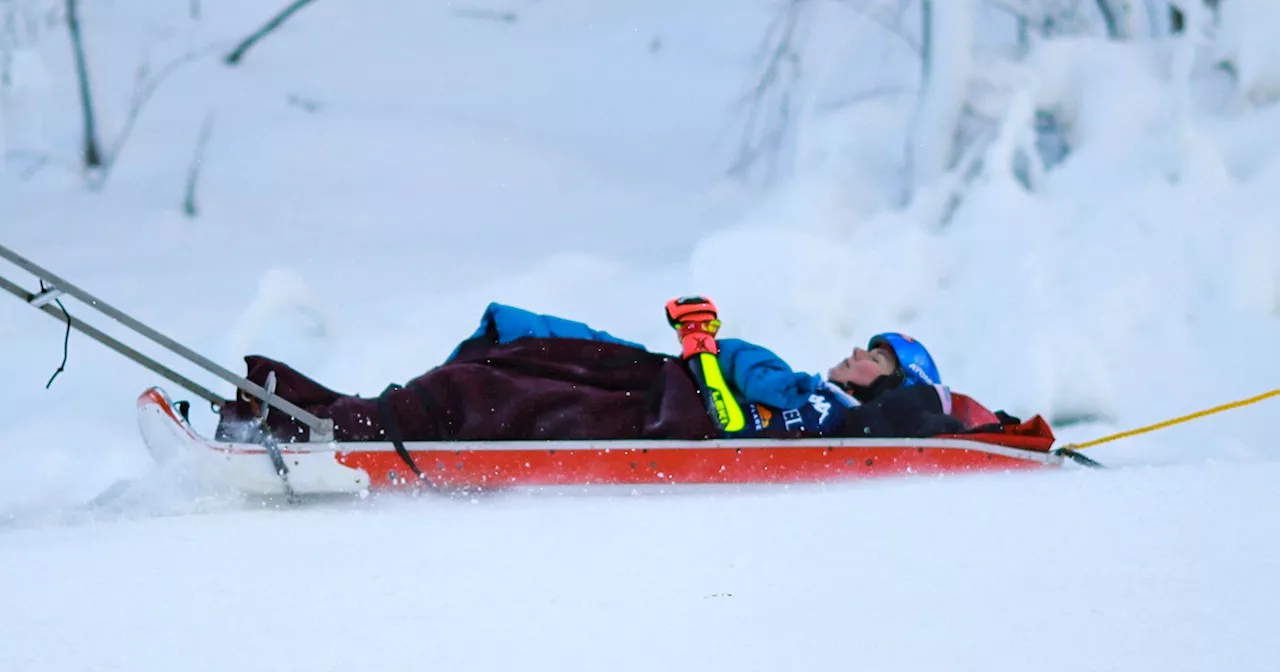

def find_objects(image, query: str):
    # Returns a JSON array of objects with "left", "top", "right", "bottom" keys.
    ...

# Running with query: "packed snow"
[{"left": 1, "top": 1, "right": 1278, "bottom": 670}]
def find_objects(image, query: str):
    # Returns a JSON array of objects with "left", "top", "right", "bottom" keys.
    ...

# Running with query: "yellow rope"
[{"left": 1065, "top": 387, "right": 1280, "bottom": 451}]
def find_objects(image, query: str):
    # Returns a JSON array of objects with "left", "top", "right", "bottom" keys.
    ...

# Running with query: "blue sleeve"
[
  {"left": 717, "top": 338, "right": 824, "bottom": 410},
  {"left": 447, "top": 302, "right": 647, "bottom": 361},
  {"left": 448, "top": 307, "right": 821, "bottom": 411}
]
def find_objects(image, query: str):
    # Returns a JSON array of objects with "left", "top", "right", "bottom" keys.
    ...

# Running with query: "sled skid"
[
  {"left": 137, "top": 388, "right": 369, "bottom": 496},
  {"left": 138, "top": 387, "right": 1064, "bottom": 497}
]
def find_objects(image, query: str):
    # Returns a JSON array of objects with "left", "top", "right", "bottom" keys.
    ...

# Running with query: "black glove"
[{"left": 994, "top": 410, "right": 1022, "bottom": 425}]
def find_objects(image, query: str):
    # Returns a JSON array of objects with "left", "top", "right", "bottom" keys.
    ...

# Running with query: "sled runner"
[{"left": 4, "top": 243, "right": 1071, "bottom": 499}]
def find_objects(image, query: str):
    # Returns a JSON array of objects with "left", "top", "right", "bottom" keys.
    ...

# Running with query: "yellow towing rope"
[{"left": 1057, "top": 387, "right": 1280, "bottom": 463}]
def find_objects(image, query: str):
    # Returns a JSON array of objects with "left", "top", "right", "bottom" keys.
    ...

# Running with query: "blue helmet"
[{"left": 868, "top": 333, "right": 940, "bottom": 387}]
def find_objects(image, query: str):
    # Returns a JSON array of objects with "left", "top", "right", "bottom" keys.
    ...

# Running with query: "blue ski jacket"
[{"left": 448, "top": 302, "right": 827, "bottom": 410}]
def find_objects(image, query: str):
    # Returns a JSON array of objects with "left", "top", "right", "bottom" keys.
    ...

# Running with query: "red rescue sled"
[
  {"left": 137, "top": 387, "right": 1065, "bottom": 497},
  {"left": 4, "top": 246, "right": 1077, "bottom": 501}
]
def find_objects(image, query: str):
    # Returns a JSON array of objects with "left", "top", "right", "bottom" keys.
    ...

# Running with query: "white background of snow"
[{"left": 2, "top": 1, "right": 1279, "bottom": 670}]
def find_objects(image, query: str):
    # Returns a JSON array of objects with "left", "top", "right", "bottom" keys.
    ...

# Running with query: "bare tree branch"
[
  {"left": 919, "top": 0, "right": 932, "bottom": 81},
  {"left": 728, "top": 0, "right": 808, "bottom": 184},
  {"left": 831, "top": 0, "right": 922, "bottom": 54},
  {"left": 183, "top": 109, "right": 215, "bottom": 218},
  {"left": 65, "top": 0, "right": 102, "bottom": 170},
  {"left": 983, "top": 0, "right": 1035, "bottom": 22},
  {"left": 286, "top": 93, "right": 320, "bottom": 112},
  {"left": 451, "top": 7, "right": 518, "bottom": 24},
  {"left": 901, "top": 0, "right": 933, "bottom": 201},
  {"left": 104, "top": 45, "right": 221, "bottom": 172},
  {"left": 4, "top": 149, "right": 80, "bottom": 181},
  {"left": 937, "top": 124, "right": 994, "bottom": 228},
  {"left": 1094, "top": 0, "right": 1121, "bottom": 38},
  {"left": 729, "top": 0, "right": 927, "bottom": 185},
  {"left": 224, "top": 0, "right": 318, "bottom": 67}
]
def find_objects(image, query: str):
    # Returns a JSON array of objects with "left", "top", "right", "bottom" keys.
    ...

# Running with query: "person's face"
[{"left": 828, "top": 345, "right": 897, "bottom": 387}]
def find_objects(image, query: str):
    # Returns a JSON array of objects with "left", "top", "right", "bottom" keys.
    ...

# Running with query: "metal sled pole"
[
  {"left": 0, "top": 243, "right": 335, "bottom": 441},
  {"left": 0, "top": 274, "right": 226, "bottom": 406}
]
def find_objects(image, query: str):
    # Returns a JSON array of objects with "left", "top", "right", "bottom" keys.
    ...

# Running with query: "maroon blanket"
[{"left": 215, "top": 337, "right": 719, "bottom": 443}]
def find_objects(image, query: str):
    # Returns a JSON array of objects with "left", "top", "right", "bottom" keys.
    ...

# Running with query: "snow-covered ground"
[
  {"left": 6, "top": 462, "right": 1280, "bottom": 671},
  {"left": 2, "top": 1, "right": 1279, "bottom": 670}
]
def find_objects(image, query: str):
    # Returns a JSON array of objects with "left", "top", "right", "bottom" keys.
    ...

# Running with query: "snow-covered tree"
[
  {"left": 905, "top": 0, "right": 973, "bottom": 200},
  {"left": 730, "top": 0, "right": 1260, "bottom": 223},
  {"left": 1, "top": 0, "right": 54, "bottom": 178}
]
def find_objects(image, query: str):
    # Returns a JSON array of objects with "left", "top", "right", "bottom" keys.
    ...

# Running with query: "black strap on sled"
[
  {"left": 37, "top": 279, "right": 72, "bottom": 388},
  {"left": 254, "top": 371, "right": 298, "bottom": 500},
  {"left": 377, "top": 383, "right": 429, "bottom": 484}
]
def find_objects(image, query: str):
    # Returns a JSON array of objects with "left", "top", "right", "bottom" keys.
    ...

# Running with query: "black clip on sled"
[{"left": 253, "top": 370, "right": 299, "bottom": 498}]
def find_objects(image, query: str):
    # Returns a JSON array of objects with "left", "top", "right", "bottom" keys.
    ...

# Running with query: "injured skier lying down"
[{"left": 215, "top": 299, "right": 1024, "bottom": 445}]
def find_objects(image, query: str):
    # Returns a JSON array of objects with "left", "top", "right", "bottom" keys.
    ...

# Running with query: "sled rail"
[{"left": 0, "top": 243, "right": 335, "bottom": 441}]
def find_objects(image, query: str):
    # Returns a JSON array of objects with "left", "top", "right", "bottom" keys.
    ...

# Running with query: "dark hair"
[{"left": 835, "top": 367, "right": 906, "bottom": 404}]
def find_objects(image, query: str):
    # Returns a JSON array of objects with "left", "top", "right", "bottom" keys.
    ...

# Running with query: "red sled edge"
[{"left": 136, "top": 386, "right": 1065, "bottom": 497}]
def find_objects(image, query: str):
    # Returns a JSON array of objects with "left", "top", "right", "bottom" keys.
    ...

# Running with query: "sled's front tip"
[
  {"left": 135, "top": 386, "right": 372, "bottom": 497},
  {"left": 136, "top": 387, "right": 198, "bottom": 465}
]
